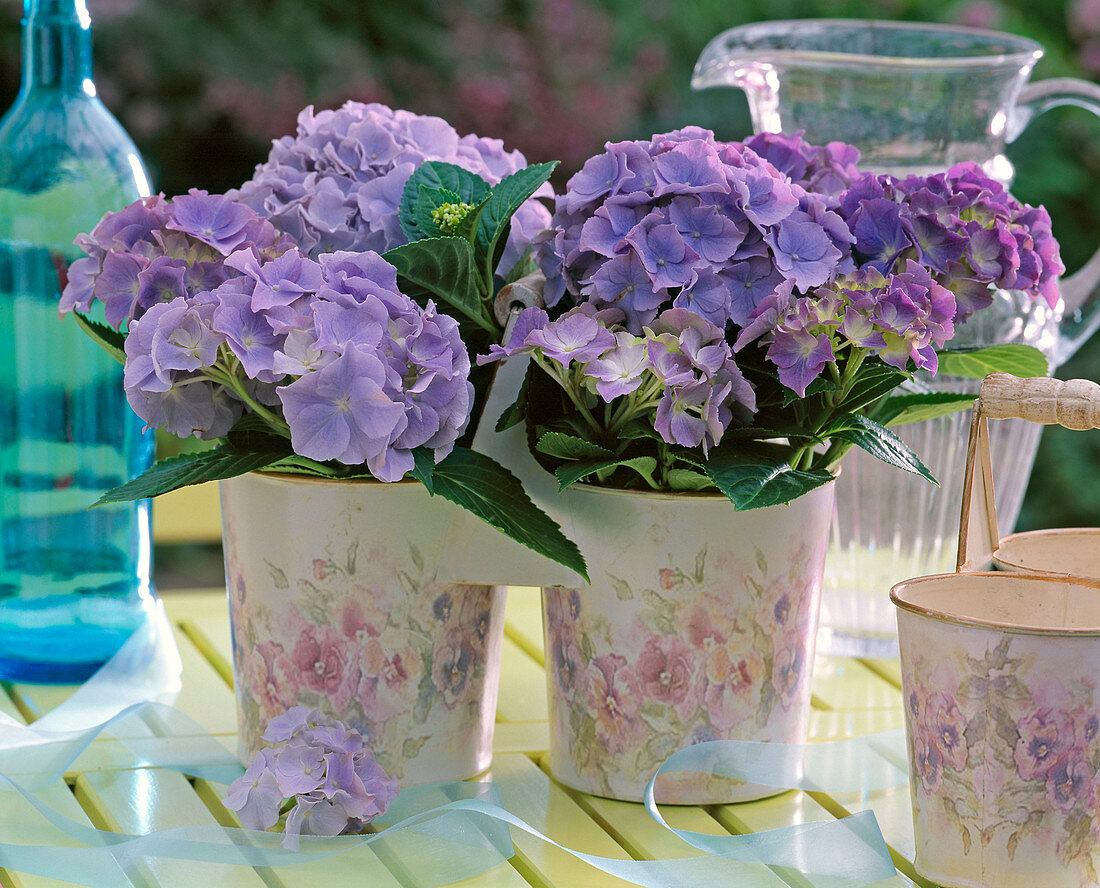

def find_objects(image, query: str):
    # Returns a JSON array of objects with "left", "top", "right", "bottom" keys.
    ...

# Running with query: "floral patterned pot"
[
  {"left": 893, "top": 571, "right": 1100, "bottom": 888},
  {"left": 542, "top": 480, "right": 835, "bottom": 804},
  {"left": 220, "top": 472, "right": 506, "bottom": 786}
]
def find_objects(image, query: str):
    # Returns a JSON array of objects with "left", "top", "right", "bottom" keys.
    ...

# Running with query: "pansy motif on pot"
[
  {"left": 542, "top": 498, "right": 829, "bottom": 805},
  {"left": 225, "top": 477, "right": 507, "bottom": 786},
  {"left": 901, "top": 631, "right": 1100, "bottom": 887}
]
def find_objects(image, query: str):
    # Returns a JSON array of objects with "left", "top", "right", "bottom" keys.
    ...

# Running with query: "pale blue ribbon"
[{"left": 0, "top": 611, "right": 910, "bottom": 888}]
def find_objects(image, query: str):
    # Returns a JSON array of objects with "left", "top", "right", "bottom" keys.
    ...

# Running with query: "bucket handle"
[{"left": 956, "top": 373, "right": 1100, "bottom": 573}]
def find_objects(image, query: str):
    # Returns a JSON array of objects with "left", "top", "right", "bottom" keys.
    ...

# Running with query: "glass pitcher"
[{"left": 693, "top": 19, "right": 1100, "bottom": 655}]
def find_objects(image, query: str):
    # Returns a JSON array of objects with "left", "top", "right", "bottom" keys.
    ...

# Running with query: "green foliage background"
[{"left": 1, "top": 0, "right": 1097, "bottom": 527}]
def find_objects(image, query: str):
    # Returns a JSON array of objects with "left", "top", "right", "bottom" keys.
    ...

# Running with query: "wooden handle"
[
  {"left": 493, "top": 271, "right": 546, "bottom": 325},
  {"left": 979, "top": 373, "right": 1100, "bottom": 431}
]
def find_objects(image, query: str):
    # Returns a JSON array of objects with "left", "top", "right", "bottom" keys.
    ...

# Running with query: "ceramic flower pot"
[
  {"left": 894, "top": 572, "right": 1100, "bottom": 888},
  {"left": 541, "top": 480, "right": 835, "bottom": 804},
  {"left": 889, "top": 375, "right": 1100, "bottom": 887},
  {"left": 219, "top": 472, "right": 506, "bottom": 786}
]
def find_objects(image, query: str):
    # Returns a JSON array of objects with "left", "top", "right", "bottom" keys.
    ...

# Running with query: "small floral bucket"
[
  {"left": 542, "top": 479, "right": 835, "bottom": 804},
  {"left": 892, "top": 373, "right": 1100, "bottom": 888},
  {"left": 220, "top": 472, "right": 506, "bottom": 786}
]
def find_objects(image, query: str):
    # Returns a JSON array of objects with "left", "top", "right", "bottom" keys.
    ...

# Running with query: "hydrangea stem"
[
  {"left": 205, "top": 357, "right": 292, "bottom": 438},
  {"left": 533, "top": 354, "right": 603, "bottom": 437}
]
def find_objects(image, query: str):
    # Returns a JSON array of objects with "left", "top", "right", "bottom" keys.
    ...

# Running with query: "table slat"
[
  {"left": 0, "top": 782, "right": 131, "bottom": 888},
  {"left": 502, "top": 587, "right": 544, "bottom": 666},
  {"left": 75, "top": 769, "right": 268, "bottom": 888},
  {"left": 487, "top": 754, "right": 639, "bottom": 888},
  {"left": 496, "top": 636, "right": 549, "bottom": 723}
]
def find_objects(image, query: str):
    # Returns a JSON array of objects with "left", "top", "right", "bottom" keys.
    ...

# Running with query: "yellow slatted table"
[{"left": 0, "top": 582, "right": 930, "bottom": 888}]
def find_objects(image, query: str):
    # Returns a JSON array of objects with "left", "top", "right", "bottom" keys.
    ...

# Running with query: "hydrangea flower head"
[
  {"left": 224, "top": 706, "right": 399, "bottom": 849},
  {"left": 231, "top": 101, "right": 552, "bottom": 276},
  {"left": 64, "top": 193, "right": 473, "bottom": 476},
  {"left": 536, "top": 127, "right": 853, "bottom": 333},
  {"left": 838, "top": 163, "right": 1064, "bottom": 320}
]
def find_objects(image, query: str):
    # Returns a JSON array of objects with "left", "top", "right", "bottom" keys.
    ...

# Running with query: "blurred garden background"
[{"left": 1, "top": 0, "right": 1098, "bottom": 537}]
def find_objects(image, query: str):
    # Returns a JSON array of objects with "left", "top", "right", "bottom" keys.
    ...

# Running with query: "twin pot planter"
[{"left": 219, "top": 351, "right": 837, "bottom": 802}]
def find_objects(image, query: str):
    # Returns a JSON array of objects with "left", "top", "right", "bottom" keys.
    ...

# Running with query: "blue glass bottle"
[{"left": 0, "top": 0, "right": 156, "bottom": 682}]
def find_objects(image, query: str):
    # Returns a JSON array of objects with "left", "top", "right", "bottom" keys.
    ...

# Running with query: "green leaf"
[
  {"left": 936, "top": 344, "right": 1049, "bottom": 380},
  {"left": 260, "top": 455, "right": 369, "bottom": 479},
  {"left": 780, "top": 375, "right": 837, "bottom": 407},
  {"left": 73, "top": 310, "right": 126, "bottom": 364},
  {"left": 408, "top": 447, "right": 436, "bottom": 494},
  {"left": 535, "top": 431, "right": 614, "bottom": 461},
  {"left": 834, "top": 363, "right": 909, "bottom": 415},
  {"left": 878, "top": 392, "right": 977, "bottom": 427},
  {"left": 554, "top": 456, "right": 657, "bottom": 490},
  {"left": 502, "top": 247, "right": 538, "bottom": 285},
  {"left": 93, "top": 447, "right": 287, "bottom": 505},
  {"left": 666, "top": 468, "right": 716, "bottom": 491},
  {"left": 455, "top": 194, "right": 492, "bottom": 243},
  {"left": 399, "top": 161, "right": 491, "bottom": 242},
  {"left": 225, "top": 412, "right": 292, "bottom": 452},
  {"left": 382, "top": 237, "right": 491, "bottom": 332},
  {"left": 474, "top": 162, "right": 557, "bottom": 276},
  {"left": 428, "top": 447, "right": 587, "bottom": 580},
  {"left": 409, "top": 185, "right": 460, "bottom": 240},
  {"left": 494, "top": 367, "right": 530, "bottom": 432},
  {"left": 824, "top": 412, "right": 937, "bottom": 484},
  {"left": 703, "top": 450, "right": 835, "bottom": 510}
]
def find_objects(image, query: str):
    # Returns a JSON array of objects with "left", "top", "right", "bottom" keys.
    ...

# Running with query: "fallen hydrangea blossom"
[{"left": 224, "top": 706, "right": 399, "bottom": 849}]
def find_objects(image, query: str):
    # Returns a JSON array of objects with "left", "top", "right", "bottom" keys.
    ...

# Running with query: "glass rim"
[{"left": 708, "top": 18, "right": 1045, "bottom": 70}]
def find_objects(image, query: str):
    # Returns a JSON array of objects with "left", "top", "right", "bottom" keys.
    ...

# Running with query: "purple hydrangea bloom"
[
  {"left": 743, "top": 131, "right": 862, "bottom": 202},
  {"left": 586, "top": 331, "right": 650, "bottom": 399},
  {"left": 837, "top": 164, "right": 1064, "bottom": 322},
  {"left": 230, "top": 102, "right": 553, "bottom": 277},
  {"left": 536, "top": 127, "right": 853, "bottom": 333},
  {"left": 61, "top": 192, "right": 291, "bottom": 329},
  {"left": 224, "top": 706, "right": 398, "bottom": 849},
  {"left": 525, "top": 308, "right": 617, "bottom": 367},
  {"left": 166, "top": 189, "right": 259, "bottom": 254}
]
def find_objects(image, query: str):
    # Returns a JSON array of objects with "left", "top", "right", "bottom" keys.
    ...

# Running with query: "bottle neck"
[{"left": 21, "top": 0, "right": 94, "bottom": 95}]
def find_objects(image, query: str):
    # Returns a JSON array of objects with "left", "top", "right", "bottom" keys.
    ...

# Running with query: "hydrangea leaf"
[
  {"left": 494, "top": 368, "right": 531, "bottom": 432},
  {"left": 878, "top": 392, "right": 977, "bottom": 427},
  {"left": 535, "top": 431, "right": 614, "bottom": 461},
  {"left": 382, "top": 236, "right": 492, "bottom": 333},
  {"left": 702, "top": 449, "right": 835, "bottom": 510},
  {"left": 833, "top": 363, "right": 909, "bottom": 415},
  {"left": 427, "top": 446, "right": 588, "bottom": 581},
  {"left": 399, "top": 161, "right": 491, "bottom": 242},
  {"left": 454, "top": 194, "right": 492, "bottom": 243},
  {"left": 665, "top": 468, "right": 716, "bottom": 492},
  {"left": 554, "top": 456, "right": 658, "bottom": 491},
  {"left": 93, "top": 447, "right": 288, "bottom": 504},
  {"left": 474, "top": 162, "right": 557, "bottom": 279},
  {"left": 408, "top": 446, "right": 436, "bottom": 494},
  {"left": 823, "top": 412, "right": 937, "bottom": 483},
  {"left": 409, "top": 185, "right": 461, "bottom": 240},
  {"left": 780, "top": 374, "right": 837, "bottom": 407},
  {"left": 72, "top": 310, "right": 126, "bottom": 365},
  {"left": 936, "top": 344, "right": 1049, "bottom": 380}
]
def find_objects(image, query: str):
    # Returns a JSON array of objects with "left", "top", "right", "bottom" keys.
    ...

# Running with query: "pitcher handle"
[
  {"left": 1011, "top": 77, "right": 1100, "bottom": 361},
  {"left": 956, "top": 373, "right": 1100, "bottom": 572}
]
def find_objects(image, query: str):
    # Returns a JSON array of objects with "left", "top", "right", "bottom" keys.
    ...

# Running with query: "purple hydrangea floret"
[
  {"left": 231, "top": 101, "right": 553, "bottom": 276},
  {"left": 224, "top": 706, "right": 399, "bottom": 849}
]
